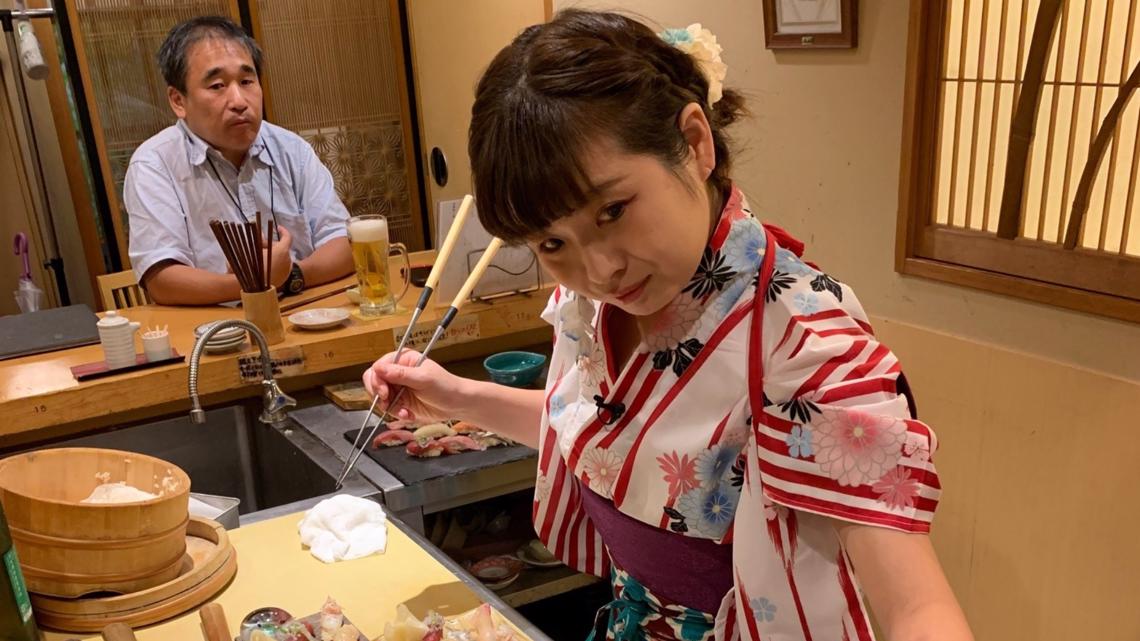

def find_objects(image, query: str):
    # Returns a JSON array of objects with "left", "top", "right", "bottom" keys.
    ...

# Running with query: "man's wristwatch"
[{"left": 283, "top": 263, "right": 305, "bottom": 296}]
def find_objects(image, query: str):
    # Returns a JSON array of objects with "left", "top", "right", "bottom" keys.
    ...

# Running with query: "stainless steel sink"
[{"left": 42, "top": 401, "right": 375, "bottom": 524}]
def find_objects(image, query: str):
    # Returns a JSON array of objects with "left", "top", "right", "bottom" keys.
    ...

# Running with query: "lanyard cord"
[
  {"left": 205, "top": 155, "right": 243, "bottom": 220},
  {"left": 193, "top": 149, "right": 279, "bottom": 264},
  {"left": 204, "top": 152, "right": 277, "bottom": 229}
]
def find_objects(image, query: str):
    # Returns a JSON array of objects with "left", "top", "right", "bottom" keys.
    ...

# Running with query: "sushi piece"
[
  {"left": 406, "top": 439, "right": 446, "bottom": 457},
  {"left": 319, "top": 597, "right": 343, "bottom": 640},
  {"left": 437, "top": 435, "right": 485, "bottom": 454},
  {"left": 473, "top": 433, "right": 514, "bottom": 449},
  {"left": 374, "top": 429, "right": 415, "bottom": 448},
  {"left": 451, "top": 421, "right": 482, "bottom": 435},
  {"left": 413, "top": 423, "right": 455, "bottom": 440}
]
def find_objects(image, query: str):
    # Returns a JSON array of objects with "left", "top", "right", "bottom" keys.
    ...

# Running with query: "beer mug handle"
[{"left": 390, "top": 242, "right": 411, "bottom": 302}]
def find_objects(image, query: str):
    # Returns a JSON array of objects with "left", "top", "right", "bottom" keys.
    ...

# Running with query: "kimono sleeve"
[
  {"left": 754, "top": 272, "right": 941, "bottom": 533},
  {"left": 541, "top": 285, "right": 565, "bottom": 327}
]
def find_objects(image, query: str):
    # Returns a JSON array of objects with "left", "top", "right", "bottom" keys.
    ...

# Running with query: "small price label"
[
  {"left": 502, "top": 309, "right": 538, "bottom": 327},
  {"left": 393, "top": 314, "right": 481, "bottom": 351},
  {"left": 237, "top": 346, "right": 305, "bottom": 383}
]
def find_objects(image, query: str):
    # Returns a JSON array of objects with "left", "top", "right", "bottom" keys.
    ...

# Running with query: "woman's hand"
[
  {"left": 362, "top": 350, "right": 473, "bottom": 424},
  {"left": 363, "top": 349, "right": 546, "bottom": 448}
]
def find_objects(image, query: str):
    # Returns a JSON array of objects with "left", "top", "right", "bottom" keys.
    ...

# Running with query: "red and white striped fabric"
[{"left": 533, "top": 187, "right": 941, "bottom": 641}]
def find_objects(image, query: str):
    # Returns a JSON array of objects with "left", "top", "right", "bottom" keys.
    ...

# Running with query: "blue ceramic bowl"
[{"left": 483, "top": 351, "right": 547, "bottom": 388}]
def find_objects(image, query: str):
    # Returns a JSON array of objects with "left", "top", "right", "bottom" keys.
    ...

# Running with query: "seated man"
[{"left": 124, "top": 16, "right": 353, "bottom": 305}]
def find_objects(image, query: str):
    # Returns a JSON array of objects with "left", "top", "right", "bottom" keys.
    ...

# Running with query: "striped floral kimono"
[{"left": 533, "top": 186, "right": 942, "bottom": 641}]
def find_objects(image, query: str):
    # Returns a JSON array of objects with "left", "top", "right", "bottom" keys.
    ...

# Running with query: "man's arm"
[
  {"left": 296, "top": 236, "right": 352, "bottom": 287},
  {"left": 143, "top": 262, "right": 243, "bottom": 305},
  {"left": 144, "top": 226, "right": 294, "bottom": 305}
]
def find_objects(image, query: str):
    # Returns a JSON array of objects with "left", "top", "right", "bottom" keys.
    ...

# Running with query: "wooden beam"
[
  {"left": 28, "top": 3, "right": 107, "bottom": 299},
  {"left": 920, "top": 226, "right": 1140, "bottom": 299},
  {"left": 388, "top": 0, "right": 427, "bottom": 250},
  {"left": 60, "top": 0, "right": 130, "bottom": 269},
  {"left": 897, "top": 1, "right": 948, "bottom": 272},
  {"left": 899, "top": 256, "right": 1140, "bottom": 324}
]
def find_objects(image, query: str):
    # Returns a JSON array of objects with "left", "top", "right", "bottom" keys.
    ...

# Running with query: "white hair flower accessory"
[{"left": 660, "top": 23, "right": 728, "bottom": 106}]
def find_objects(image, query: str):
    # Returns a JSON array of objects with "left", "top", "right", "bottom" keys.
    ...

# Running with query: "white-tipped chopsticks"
[{"left": 336, "top": 196, "right": 491, "bottom": 488}]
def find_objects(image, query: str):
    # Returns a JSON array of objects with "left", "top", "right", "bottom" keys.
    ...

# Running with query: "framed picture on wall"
[{"left": 762, "top": 0, "right": 858, "bottom": 49}]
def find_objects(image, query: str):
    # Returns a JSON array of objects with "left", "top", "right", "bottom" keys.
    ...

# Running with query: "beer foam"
[{"left": 349, "top": 218, "right": 388, "bottom": 242}]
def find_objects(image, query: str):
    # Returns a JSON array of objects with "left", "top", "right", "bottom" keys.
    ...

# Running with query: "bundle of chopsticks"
[{"left": 209, "top": 213, "right": 275, "bottom": 293}]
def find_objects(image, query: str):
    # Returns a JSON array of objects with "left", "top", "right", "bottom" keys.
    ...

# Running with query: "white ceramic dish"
[
  {"left": 516, "top": 541, "right": 561, "bottom": 568},
  {"left": 345, "top": 287, "right": 363, "bottom": 305},
  {"left": 470, "top": 555, "right": 525, "bottom": 591},
  {"left": 481, "top": 573, "right": 520, "bottom": 591},
  {"left": 289, "top": 308, "right": 350, "bottom": 330}
]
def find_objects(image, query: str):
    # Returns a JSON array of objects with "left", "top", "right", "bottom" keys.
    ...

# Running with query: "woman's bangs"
[{"left": 473, "top": 98, "right": 597, "bottom": 242}]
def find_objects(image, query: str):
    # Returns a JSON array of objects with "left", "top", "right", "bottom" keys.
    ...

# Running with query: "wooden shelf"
[{"left": 496, "top": 565, "right": 600, "bottom": 609}]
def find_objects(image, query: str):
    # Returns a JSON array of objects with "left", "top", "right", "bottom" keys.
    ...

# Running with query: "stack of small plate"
[{"left": 194, "top": 322, "right": 248, "bottom": 355}]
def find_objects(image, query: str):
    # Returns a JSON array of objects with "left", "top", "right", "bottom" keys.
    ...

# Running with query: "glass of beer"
[{"left": 348, "top": 214, "right": 411, "bottom": 317}]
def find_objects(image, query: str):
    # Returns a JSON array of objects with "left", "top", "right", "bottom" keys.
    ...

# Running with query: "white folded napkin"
[{"left": 298, "top": 494, "right": 388, "bottom": 563}]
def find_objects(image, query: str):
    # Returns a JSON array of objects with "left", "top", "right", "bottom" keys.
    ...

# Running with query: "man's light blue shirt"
[{"left": 123, "top": 119, "right": 349, "bottom": 281}]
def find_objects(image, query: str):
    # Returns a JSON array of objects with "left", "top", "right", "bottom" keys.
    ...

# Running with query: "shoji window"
[{"left": 899, "top": 0, "right": 1140, "bottom": 322}]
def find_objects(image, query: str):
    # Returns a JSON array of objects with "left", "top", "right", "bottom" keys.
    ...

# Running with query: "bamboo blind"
[
  {"left": 934, "top": 0, "right": 1140, "bottom": 255},
  {"left": 255, "top": 0, "right": 417, "bottom": 247},
  {"left": 74, "top": 0, "right": 236, "bottom": 227}
]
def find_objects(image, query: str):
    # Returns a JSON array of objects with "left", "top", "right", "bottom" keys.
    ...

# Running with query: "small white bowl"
[
  {"left": 195, "top": 322, "right": 244, "bottom": 339},
  {"left": 289, "top": 308, "right": 350, "bottom": 330},
  {"left": 204, "top": 340, "right": 247, "bottom": 355}
]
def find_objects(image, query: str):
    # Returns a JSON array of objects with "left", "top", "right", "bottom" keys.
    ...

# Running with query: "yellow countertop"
[{"left": 42, "top": 510, "right": 510, "bottom": 641}]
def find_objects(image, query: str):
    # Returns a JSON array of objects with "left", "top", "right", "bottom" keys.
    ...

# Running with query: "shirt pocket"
[{"left": 262, "top": 165, "right": 314, "bottom": 258}]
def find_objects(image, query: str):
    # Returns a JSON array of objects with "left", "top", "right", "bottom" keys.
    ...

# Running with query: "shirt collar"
[{"left": 178, "top": 118, "right": 273, "bottom": 168}]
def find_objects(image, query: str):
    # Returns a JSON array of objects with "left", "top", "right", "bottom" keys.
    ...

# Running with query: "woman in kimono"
[{"left": 364, "top": 9, "right": 973, "bottom": 641}]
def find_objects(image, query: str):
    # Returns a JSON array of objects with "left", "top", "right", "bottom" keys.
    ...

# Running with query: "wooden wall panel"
[
  {"left": 251, "top": 0, "right": 424, "bottom": 249},
  {"left": 877, "top": 317, "right": 1140, "bottom": 641}
]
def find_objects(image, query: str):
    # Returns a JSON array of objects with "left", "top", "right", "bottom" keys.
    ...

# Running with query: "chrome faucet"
[{"left": 187, "top": 319, "right": 296, "bottom": 427}]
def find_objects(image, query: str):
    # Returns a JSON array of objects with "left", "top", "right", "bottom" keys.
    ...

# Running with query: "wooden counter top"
[
  {"left": 1, "top": 264, "right": 552, "bottom": 446},
  {"left": 41, "top": 509, "right": 524, "bottom": 641}
]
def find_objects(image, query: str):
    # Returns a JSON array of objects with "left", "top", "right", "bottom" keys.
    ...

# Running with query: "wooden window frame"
[{"left": 897, "top": 0, "right": 1140, "bottom": 324}]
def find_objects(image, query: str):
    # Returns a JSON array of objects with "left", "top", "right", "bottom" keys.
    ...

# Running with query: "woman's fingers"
[{"left": 361, "top": 367, "right": 388, "bottom": 399}]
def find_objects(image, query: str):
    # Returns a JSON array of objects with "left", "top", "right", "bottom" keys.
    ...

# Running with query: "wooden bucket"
[{"left": 0, "top": 448, "right": 191, "bottom": 598}]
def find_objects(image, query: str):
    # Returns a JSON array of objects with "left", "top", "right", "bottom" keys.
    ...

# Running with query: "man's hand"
[{"left": 268, "top": 226, "right": 293, "bottom": 288}]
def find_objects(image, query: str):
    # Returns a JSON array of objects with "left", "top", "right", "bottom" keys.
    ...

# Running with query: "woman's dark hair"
[
  {"left": 468, "top": 9, "right": 746, "bottom": 242},
  {"left": 158, "top": 16, "right": 263, "bottom": 94}
]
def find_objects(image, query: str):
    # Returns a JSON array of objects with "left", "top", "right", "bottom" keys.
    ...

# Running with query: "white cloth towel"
[{"left": 298, "top": 494, "right": 388, "bottom": 563}]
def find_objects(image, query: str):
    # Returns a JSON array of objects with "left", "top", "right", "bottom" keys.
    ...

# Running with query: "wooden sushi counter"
[
  {"left": 3, "top": 253, "right": 563, "bottom": 641},
  {"left": 0, "top": 251, "right": 553, "bottom": 448},
  {"left": 40, "top": 506, "right": 546, "bottom": 640}
]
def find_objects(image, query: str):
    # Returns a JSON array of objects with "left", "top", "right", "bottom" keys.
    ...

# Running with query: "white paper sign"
[
  {"left": 237, "top": 346, "right": 305, "bottom": 383},
  {"left": 392, "top": 314, "right": 481, "bottom": 351},
  {"left": 435, "top": 199, "right": 545, "bottom": 302}
]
